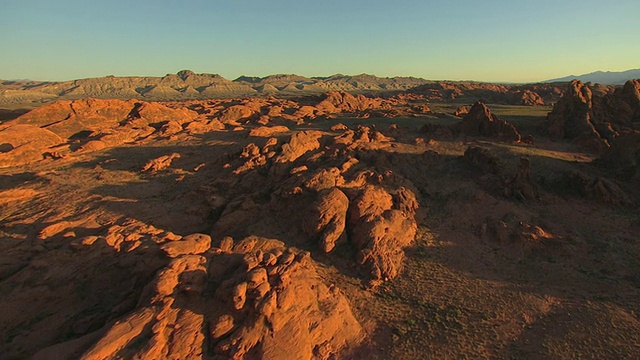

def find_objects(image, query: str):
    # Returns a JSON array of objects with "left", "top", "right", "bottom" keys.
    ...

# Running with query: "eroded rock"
[
  {"left": 458, "top": 101, "right": 521, "bottom": 142},
  {"left": 80, "top": 238, "right": 363, "bottom": 359}
]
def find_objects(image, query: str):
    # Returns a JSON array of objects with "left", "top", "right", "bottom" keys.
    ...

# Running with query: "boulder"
[
  {"left": 304, "top": 188, "right": 350, "bottom": 252},
  {"left": 160, "top": 233, "right": 212, "bottom": 258},
  {"left": 248, "top": 125, "right": 289, "bottom": 137},
  {"left": 141, "top": 153, "right": 181, "bottom": 173},
  {"left": 275, "top": 130, "right": 323, "bottom": 163},
  {"left": 347, "top": 186, "right": 418, "bottom": 283}
]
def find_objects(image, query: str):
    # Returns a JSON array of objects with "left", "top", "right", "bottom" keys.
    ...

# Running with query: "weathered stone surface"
[
  {"left": 305, "top": 188, "right": 350, "bottom": 252},
  {"left": 141, "top": 153, "right": 180, "bottom": 173},
  {"left": 275, "top": 130, "right": 323, "bottom": 163},
  {"left": 160, "top": 233, "right": 211, "bottom": 258},
  {"left": 80, "top": 239, "right": 362, "bottom": 360}
]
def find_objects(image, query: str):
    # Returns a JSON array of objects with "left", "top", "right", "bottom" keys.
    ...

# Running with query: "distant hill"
[
  {"left": 0, "top": 71, "right": 434, "bottom": 105},
  {"left": 0, "top": 70, "right": 582, "bottom": 107},
  {"left": 544, "top": 69, "right": 640, "bottom": 85}
]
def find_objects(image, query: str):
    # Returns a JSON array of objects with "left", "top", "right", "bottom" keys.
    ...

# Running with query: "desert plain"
[{"left": 0, "top": 73, "right": 639, "bottom": 359}]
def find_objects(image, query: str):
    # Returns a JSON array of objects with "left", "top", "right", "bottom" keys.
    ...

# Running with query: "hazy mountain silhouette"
[{"left": 544, "top": 69, "right": 640, "bottom": 85}]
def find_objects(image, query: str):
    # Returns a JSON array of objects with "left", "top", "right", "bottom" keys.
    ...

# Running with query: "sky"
[{"left": 1, "top": 0, "right": 638, "bottom": 83}]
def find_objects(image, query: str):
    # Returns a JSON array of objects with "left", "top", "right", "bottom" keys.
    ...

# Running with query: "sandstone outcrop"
[
  {"left": 211, "top": 123, "right": 419, "bottom": 284},
  {"left": 552, "top": 170, "right": 633, "bottom": 206},
  {"left": 347, "top": 186, "right": 418, "bottom": 284},
  {"left": 458, "top": 101, "right": 521, "bottom": 142},
  {"left": 248, "top": 125, "right": 290, "bottom": 137},
  {"left": 463, "top": 146, "right": 501, "bottom": 174},
  {"left": 159, "top": 233, "right": 211, "bottom": 258},
  {"left": 545, "top": 80, "right": 608, "bottom": 150},
  {"left": 304, "top": 188, "right": 350, "bottom": 253},
  {"left": 275, "top": 130, "right": 323, "bottom": 163},
  {"left": 141, "top": 153, "right": 181, "bottom": 173},
  {"left": 518, "top": 89, "right": 545, "bottom": 106},
  {"left": 504, "top": 157, "right": 538, "bottom": 201},
  {"left": 0, "top": 124, "right": 64, "bottom": 167},
  {"left": 545, "top": 79, "right": 640, "bottom": 152},
  {"left": 79, "top": 238, "right": 362, "bottom": 359},
  {"left": 315, "top": 91, "right": 387, "bottom": 114},
  {"left": 453, "top": 105, "right": 470, "bottom": 117}
]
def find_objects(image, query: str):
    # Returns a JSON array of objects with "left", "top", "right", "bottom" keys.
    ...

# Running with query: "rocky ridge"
[
  {"left": 1, "top": 71, "right": 565, "bottom": 106},
  {"left": 545, "top": 79, "right": 640, "bottom": 152}
]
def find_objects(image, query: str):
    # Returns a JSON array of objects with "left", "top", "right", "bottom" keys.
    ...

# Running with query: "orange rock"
[
  {"left": 81, "top": 239, "right": 362, "bottom": 359},
  {"left": 304, "top": 188, "right": 350, "bottom": 252},
  {"left": 217, "top": 105, "right": 255, "bottom": 125},
  {"left": 0, "top": 124, "right": 64, "bottom": 167},
  {"left": 160, "top": 233, "right": 211, "bottom": 258},
  {"left": 141, "top": 153, "right": 180, "bottom": 173},
  {"left": 248, "top": 125, "right": 289, "bottom": 137},
  {"left": 275, "top": 130, "right": 323, "bottom": 163}
]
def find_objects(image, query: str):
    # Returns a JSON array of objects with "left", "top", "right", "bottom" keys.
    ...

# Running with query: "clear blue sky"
[{"left": 1, "top": 0, "right": 638, "bottom": 82}]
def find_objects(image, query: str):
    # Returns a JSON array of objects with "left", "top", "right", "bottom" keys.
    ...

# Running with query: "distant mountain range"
[
  {"left": 544, "top": 69, "right": 640, "bottom": 85},
  {"left": 2, "top": 69, "right": 638, "bottom": 107},
  {"left": 0, "top": 70, "right": 433, "bottom": 104}
]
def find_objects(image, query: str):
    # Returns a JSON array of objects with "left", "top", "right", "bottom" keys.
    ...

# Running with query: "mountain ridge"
[
  {"left": 544, "top": 69, "right": 640, "bottom": 85},
  {"left": 2, "top": 70, "right": 637, "bottom": 108}
]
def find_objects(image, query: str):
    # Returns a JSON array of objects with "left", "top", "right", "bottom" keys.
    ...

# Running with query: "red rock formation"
[
  {"left": 453, "top": 105, "right": 470, "bottom": 117},
  {"left": 546, "top": 80, "right": 606, "bottom": 147},
  {"left": 519, "top": 89, "right": 545, "bottom": 106},
  {"left": 304, "top": 188, "right": 350, "bottom": 252},
  {"left": 545, "top": 79, "right": 640, "bottom": 151},
  {"left": 4, "top": 99, "right": 200, "bottom": 159},
  {"left": 141, "top": 153, "right": 181, "bottom": 173},
  {"left": 504, "top": 157, "right": 538, "bottom": 201},
  {"left": 248, "top": 125, "right": 290, "bottom": 137},
  {"left": 347, "top": 186, "right": 418, "bottom": 284},
  {"left": 217, "top": 104, "right": 255, "bottom": 125},
  {"left": 79, "top": 237, "right": 362, "bottom": 359},
  {"left": 13, "top": 99, "right": 136, "bottom": 138},
  {"left": 458, "top": 101, "right": 521, "bottom": 142},
  {"left": 275, "top": 130, "right": 323, "bottom": 163},
  {"left": 315, "top": 91, "right": 387, "bottom": 113},
  {"left": 0, "top": 124, "right": 64, "bottom": 167},
  {"left": 463, "top": 146, "right": 501, "bottom": 174},
  {"left": 552, "top": 170, "right": 633, "bottom": 206}
]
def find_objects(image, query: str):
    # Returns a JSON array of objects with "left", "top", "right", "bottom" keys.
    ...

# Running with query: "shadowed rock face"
[
  {"left": 546, "top": 80, "right": 605, "bottom": 149},
  {"left": 598, "top": 130, "right": 640, "bottom": 179},
  {"left": 458, "top": 101, "right": 521, "bottom": 142},
  {"left": 545, "top": 79, "right": 640, "bottom": 152}
]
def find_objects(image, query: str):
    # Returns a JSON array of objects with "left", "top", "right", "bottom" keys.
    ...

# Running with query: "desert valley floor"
[{"left": 1, "top": 80, "right": 640, "bottom": 359}]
